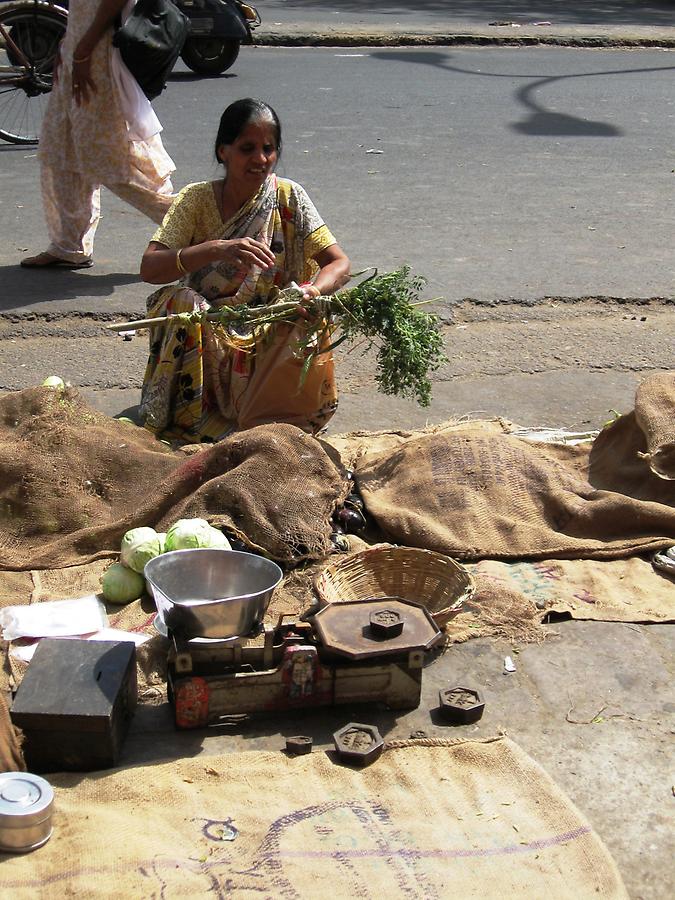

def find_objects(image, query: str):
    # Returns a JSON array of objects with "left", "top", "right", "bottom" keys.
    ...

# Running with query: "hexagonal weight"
[
  {"left": 285, "top": 735, "right": 313, "bottom": 756},
  {"left": 438, "top": 686, "right": 485, "bottom": 725},
  {"left": 369, "top": 608, "right": 404, "bottom": 640},
  {"left": 333, "top": 722, "right": 384, "bottom": 766}
]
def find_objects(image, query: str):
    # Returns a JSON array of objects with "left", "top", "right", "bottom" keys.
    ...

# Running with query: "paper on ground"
[
  {"left": 0, "top": 594, "right": 108, "bottom": 640},
  {"left": 10, "top": 628, "right": 151, "bottom": 663}
]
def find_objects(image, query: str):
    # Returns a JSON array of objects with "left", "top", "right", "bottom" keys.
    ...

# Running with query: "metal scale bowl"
[{"left": 145, "top": 548, "right": 283, "bottom": 641}]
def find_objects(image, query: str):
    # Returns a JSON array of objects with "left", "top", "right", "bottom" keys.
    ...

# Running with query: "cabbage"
[
  {"left": 165, "top": 518, "right": 231, "bottom": 552},
  {"left": 120, "top": 526, "right": 164, "bottom": 573},
  {"left": 101, "top": 562, "right": 145, "bottom": 604},
  {"left": 158, "top": 532, "right": 167, "bottom": 554},
  {"left": 42, "top": 376, "right": 65, "bottom": 389},
  {"left": 204, "top": 526, "right": 231, "bottom": 550}
]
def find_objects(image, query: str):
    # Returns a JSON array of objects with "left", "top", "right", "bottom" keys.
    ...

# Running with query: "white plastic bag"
[{"left": 0, "top": 595, "right": 108, "bottom": 641}]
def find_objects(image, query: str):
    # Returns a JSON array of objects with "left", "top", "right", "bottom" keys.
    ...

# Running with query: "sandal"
[{"left": 20, "top": 252, "right": 93, "bottom": 270}]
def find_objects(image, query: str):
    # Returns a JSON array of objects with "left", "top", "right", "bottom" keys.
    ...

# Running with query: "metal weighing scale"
[{"left": 161, "top": 598, "right": 443, "bottom": 729}]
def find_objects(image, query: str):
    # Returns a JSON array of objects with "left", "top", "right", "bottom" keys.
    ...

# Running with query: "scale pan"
[{"left": 145, "top": 548, "right": 283, "bottom": 641}]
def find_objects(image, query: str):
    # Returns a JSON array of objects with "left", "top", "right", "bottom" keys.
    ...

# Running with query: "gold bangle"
[{"left": 175, "top": 248, "right": 188, "bottom": 276}]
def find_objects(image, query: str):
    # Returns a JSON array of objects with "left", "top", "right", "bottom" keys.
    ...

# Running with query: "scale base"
[{"left": 168, "top": 644, "right": 423, "bottom": 729}]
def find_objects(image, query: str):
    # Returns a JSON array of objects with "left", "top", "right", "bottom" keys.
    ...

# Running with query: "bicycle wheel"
[{"left": 0, "top": 3, "right": 67, "bottom": 145}]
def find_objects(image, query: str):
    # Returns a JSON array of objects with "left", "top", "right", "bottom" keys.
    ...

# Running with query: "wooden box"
[{"left": 11, "top": 639, "right": 137, "bottom": 773}]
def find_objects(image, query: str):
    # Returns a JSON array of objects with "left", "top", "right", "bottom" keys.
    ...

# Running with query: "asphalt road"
[{"left": 1, "top": 46, "right": 673, "bottom": 428}]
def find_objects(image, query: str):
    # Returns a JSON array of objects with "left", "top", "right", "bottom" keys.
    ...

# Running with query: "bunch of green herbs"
[
  {"left": 326, "top": 267, "right": 446, "bottom": 406},
  {"left": 110, "top": 267, "right": 447, "bottom": 407}
]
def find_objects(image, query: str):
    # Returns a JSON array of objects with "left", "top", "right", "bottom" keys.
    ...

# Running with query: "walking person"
[{"left": 21, "top": 0, "right": 176, "bottom": 270}]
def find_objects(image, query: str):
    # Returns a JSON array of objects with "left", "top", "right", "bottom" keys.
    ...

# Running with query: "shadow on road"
[
  {"left": 168, "top": 71, "right": 236, "bottom": 86},
  {"left": 369, "top": 49, "right": 675, "bottom": 137},
  {"left": 0, "top": 144, "right": 38, "bottom": 154},
  {"left": 0, "top": 266, "right": 142, "bottom": 312}
]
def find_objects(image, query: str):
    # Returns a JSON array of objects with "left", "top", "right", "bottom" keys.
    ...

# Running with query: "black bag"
[{"left": 113, "top": 0, "right": 189, "bottom": 101}]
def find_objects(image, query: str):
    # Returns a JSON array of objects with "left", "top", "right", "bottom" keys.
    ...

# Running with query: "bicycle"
[{"left": 0, "top": 0, "right": 67, "bottom": 144}]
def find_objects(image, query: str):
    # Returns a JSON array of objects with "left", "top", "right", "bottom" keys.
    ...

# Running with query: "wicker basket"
[{"left": 314, "top": 546, "right": 475, "bottom": 627}]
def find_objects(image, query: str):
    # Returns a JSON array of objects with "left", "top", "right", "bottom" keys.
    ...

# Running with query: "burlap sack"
[
  {"left": 590, "top": 376, "right": 675, "bottom": 490},
  {"left": 356, "top": 424, "right": 675, "bottom": 561},
  {"left": 0, "top": 388, "right": 348, "bottom": 569},
  {"left": 468, "top": 557, "right": 675, "bottom": 624},
  {"left": 634, "top": 371, "right": 675, "bottom": 479},
  {"left": 0, "top": 738, "right": 627, "bottom": 899},
  {"left": 0, "top": 685, "right": 24, "bottom": 772}
]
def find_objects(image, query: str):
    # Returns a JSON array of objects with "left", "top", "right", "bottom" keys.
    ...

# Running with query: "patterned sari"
[{"left": 140, "top": 175, "right": 338, "bottom": 442}]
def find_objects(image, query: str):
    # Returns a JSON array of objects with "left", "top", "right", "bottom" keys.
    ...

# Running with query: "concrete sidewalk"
[
  {"left": 256, "top": 22, "right": 675, "bottom": 50},
  {"left": 254, "top": 0, "right": 675, "bottom": 49}
]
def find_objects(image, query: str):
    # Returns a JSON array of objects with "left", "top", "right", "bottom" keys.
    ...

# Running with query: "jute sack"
[
  {"left": 634, "top": 371, "right": 675, "bottom": 479},
  {"left": 0, "top": 388, "right": 347, "bottom": 569},
  {"left": 467, "top": 556, "right": 675, "bottom": 625},
  {"left": 590, "top": 373, "right": 675, "bottom": 488},
  {"left": 356, "top": 424, "right": 675, "bottom": 560},
  {"left": 0, "top": 738, "right": 627, "bottom": 899},
  {"left": 0, "top": 685, "right": 24, "bottom": 771}
]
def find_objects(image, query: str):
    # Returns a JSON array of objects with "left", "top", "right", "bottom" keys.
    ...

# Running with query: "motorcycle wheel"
[{"left": 180, "top": 37, "right": 240, "bottom": 76}]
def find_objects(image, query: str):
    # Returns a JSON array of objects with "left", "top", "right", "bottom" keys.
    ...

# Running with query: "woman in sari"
[{"left": 139, "top": 98, "right": 351, "bottom": 443}]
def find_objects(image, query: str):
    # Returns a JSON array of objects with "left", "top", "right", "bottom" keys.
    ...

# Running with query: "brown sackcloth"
[
  {"left": 467, "top": 557, "right": 675, "bottom": 625},
  {"left": 0, "top": 684, "right": 24, "bottom": 771},
  {"left": 589, "top": 377, "right": 675, "bottom": 493},
  {"left": 0, "top": 387, "right": 347, "bottom": 570},
  {"left": 634, "top": 371, "right": 675, "bottom": 479},
  {"left": 0, "top": 737, "right": 627, "bottom": 899},
  {"left": 356, "top": 415, "right": 675, "bottom": 560}
]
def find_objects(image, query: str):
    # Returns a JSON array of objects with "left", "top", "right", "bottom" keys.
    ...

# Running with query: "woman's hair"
[{"left": 214, "top": 98, "right": 282, "bottom": 162}]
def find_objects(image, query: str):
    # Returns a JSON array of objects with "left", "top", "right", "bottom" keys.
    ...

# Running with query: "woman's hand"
[
  {"left": 141, "top": 237, "right": 276, "bottom": 285},
  {"left": 70, "top": 0, "right": 129, "bottom": 105},
  {"left": 71, "top": 52, "right": 96, "bottom": 105},
  {"left": 211, "top": 237, "right": 276, "bottom": 272},
  {"left": 299, "top": 283, "right": 321, "bottom": 302}
]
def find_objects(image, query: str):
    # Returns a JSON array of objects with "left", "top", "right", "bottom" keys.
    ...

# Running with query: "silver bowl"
[{"left": 144, "top": 548, "right": 283, "bottom": 641}]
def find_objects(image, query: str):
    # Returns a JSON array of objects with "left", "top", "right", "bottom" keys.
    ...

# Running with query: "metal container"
[
  {"left": 144, "top": 548, "right": 283, "bottom": 640},
  {"left": 0, "top": 772, "right": 53, "bottom": 852}
]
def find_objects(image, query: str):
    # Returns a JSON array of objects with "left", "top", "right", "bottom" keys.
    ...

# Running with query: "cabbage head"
[
  {"left": 120, "top": 526, "right": 164, "bottom": 574},
  {"left": 42, "top": 376, "right": 65, "bottom": 389},
  {"left": 204, "top": 526, "right": 231, "bottom": 550},
  {"left": 101, "top": 562, "right": 145, "bottom": 604},
  {"left": 165, "top": 518, "right": 231, "bottom": 552}
]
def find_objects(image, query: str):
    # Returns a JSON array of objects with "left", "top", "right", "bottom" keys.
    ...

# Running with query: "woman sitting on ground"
[{"left": 139, "top": 97, "right": 350, "bottom": 442}]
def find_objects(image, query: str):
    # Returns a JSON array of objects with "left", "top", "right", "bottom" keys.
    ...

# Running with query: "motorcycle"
[
  {"left": 177, "top": 0, "right": 261, "bottom": 76},
  {"left": 0, "top": 0, "right": 259, "bottom": 144},
  {"left": 1, "top": 0, "right": 261, "bottom": 76}
]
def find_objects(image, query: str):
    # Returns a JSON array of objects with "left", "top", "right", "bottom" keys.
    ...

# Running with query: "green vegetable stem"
[{"left": 107, "top": 267, "right": 447, "bottom": 407}]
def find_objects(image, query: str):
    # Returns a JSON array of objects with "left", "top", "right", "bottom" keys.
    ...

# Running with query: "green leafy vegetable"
[
  {"left": 101, "top": 562, "right": 145, "bottom": 605},
  {"left": 165, "top": 518, "right": 231, "bottom": 552},
  {"left": 329, "top": 268, "right": 446, "bottom": 406},
  {"left": 120, "top": 526, "right": 164, "bottom": 574},
  {"left": 109, "top": 268, "right": 447, "bottom": 407}
]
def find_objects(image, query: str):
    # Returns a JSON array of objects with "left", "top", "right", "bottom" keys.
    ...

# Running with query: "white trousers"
[{"left": 41, "top": 163, "right": 174, "bottom": 263}]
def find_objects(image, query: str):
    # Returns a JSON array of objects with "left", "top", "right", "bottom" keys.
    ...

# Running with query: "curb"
[{"left": 253, "top": 29, "right": 675, "bottom": 51}]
